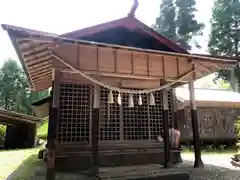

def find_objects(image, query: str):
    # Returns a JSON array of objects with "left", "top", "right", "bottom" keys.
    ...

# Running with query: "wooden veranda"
[{"left": 1, "top": 2, "right": 238, "bottom": 179}]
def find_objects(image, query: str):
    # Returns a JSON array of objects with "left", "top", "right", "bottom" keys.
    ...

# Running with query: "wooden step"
[
  {"left": 97, "top": 165, "right": 189, "bottom": 180},
  {"left": 98, "top": 172, "right": 189, "bottom": 180}
]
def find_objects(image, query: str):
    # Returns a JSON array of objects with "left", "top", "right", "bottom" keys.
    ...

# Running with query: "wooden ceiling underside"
[{"left": 2, "top": 24, "right": 238, "bottom": 92}]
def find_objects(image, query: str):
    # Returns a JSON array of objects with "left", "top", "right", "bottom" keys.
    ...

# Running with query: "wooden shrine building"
[
  {"left": 0, "top": 108, "right": 40, "bottom": 149},
  {"left": 176, "top": 88, "right": 240, "bottom": 144},
  {"left": 1, "top": 1, "right": 238, "bottom": 179}
]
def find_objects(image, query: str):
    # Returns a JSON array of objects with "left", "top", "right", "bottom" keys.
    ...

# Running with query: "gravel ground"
[
  {"left": 180, "top": 154, "right": 240, "bottom": 180},
  {"left": 5, "top": 153, "right": 240, "bottom": 180}
]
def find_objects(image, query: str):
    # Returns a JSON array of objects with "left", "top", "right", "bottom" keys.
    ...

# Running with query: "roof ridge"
[{"left": 177, "top": 87, "right": 232, "bottom": 91}]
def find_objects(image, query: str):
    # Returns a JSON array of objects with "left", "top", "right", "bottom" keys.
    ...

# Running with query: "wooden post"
[
  {"left": 188, "top": 63, "right": 204, "bottom": 168},
  {"left": 172, "top": 88, "right": 183, "bottom": 163},
  {"left": 172, "top": 89, "right": 179, "bottom": 131},
  {"left": 27, "top": 124, "right": 37, "bottom": 148},
  {"left": 46, "top": 70, "right": 60, "bottom": 180},
  {"left": 161, "top": 79, "right": 172, "bottom": 168},
  {"left": 91, "top": 84, "right": 100, "bottom": 175}
]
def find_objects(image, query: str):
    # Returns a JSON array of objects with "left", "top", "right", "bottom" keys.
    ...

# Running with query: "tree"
[
  {"left": 175, "top": 0, "right": 205, "bottom": 50},
  {"left": 0, "top": 59, "right": 49, "bottom": 115},
  {"left": 0, "top": 58, "right": 30, "bottom": 112},
  {"left": 152, "top": 0, "right": 177, "bottom": 41},
  {"left": 201, "top": 78, "right": 231, "bottom": 90},
  {"left": 152, "top": 0, "right": 205, "bottom": 51},
  {"left": 208, "top": 0, "right": 240, "bottom": 89}
]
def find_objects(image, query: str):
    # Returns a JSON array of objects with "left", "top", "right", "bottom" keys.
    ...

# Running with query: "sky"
[{"left": 0, "top": 0, "right": 215, "bottom": 85}]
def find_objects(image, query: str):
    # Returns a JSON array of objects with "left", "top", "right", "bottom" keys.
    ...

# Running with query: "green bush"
[
  {"left": 37, "top": 120, "right": 48, "bottom": 140},
  {"left": 0, "top": 124, "right": 6, "bottom": 138}
]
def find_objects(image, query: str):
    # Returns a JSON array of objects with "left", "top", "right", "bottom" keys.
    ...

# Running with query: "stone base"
[{"left": 97, "top": 165, "right": 189, "bottom": 180}]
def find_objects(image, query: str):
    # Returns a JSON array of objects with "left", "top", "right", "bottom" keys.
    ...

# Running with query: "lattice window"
[
  {"left": 99, "top": 88, "right": 120, "bottom": 141},
  {"left": 167, "top": 89, "right": 174, "bottom": 128},
  {"left": 57, "top": 84, "right": 175, "bottom": 143},
  {"left": 149, "top": 91, "right": 163, "bottom": 140},
  {"left": 122, "top": 93, "right": 149, "bottom": 140},
  {"left": 57, "top": 83, "right": 91, "bottom": 143}
]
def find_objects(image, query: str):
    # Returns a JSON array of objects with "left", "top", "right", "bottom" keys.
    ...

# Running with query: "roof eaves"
[
  {"left": 60, "top": 16, "right": 189, "bottom": 54},
  {"left": 61, "top": 16, "right": 130, "bottom": 38},
  {"left": 5, "top": 31, "right": 34, "bottom": 89},
  {"left": 131, "top": 17, "right": 189, "bottom": 54}
]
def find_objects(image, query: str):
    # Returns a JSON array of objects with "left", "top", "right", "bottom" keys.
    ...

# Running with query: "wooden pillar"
[
  {"left": 46, "top": 70, "right": 60, "bottom": 180},
  {"left": 161, "top": 79, "right": 172, "bottom": 168},
  {"left": 172, "top": 89, "right": 179, "bottom": 131},
  {"left": 172, "top": 88, "right": 183, "bottom": 163},
  {"left": 91, "top": 84, "right": 100, "bottom": 175},
  {"left": 27, "top": 124, "right": 37, "bottom": 148},
  {"left": 188, "top": 63, "right": 204, "bottom": 168}
]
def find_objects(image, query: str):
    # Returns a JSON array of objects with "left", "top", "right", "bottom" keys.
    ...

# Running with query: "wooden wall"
[
  {"left": 178, "top": 107, "right": 239, "bottom": 143},
  {"left": 53, "top": 44, "right": 192, "bottom": 81}
]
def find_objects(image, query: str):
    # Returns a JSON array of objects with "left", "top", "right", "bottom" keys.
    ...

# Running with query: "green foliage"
[
  {"left": 0, "top": 58, "right": 31, "bottom": 114},
  {"left": 31, "top": 90, "right": 49, "bottom": 104},
  {"left": 0, "top": 124, "right": 6, "bottom": 139},
  {"left": 0, "top": 58, "right": 50, "bottom": 115},
  {"left": 201, "top": 78, "right": 231, "bottom": 90},
  {"left": 175, "top": 0, "right": 205, "bottom": 50},
  {"left": 37, "top": 120, "right": 48, "bottom": 140},
  {"left": 152, "top": 0, "right": 177, "bottom": 42},
  {"left": 152, "top": 0, "right": 204, "bottom": 50},
  {"left": 208, "top": 0, "right": 240, "bottom": 83}
]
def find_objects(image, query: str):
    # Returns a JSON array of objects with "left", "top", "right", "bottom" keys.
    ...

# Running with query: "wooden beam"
[
  {"left": 21, "top": 36, "right": 237, "bottom": 65},
  {"left": 161, "top": 79, "right": 172, "bottom": 168},
  {"left": 22, "top": 45, "right": 50, "bottom": 56},
  {"left": 24, "top": 50, "right": 50, "bottom": 62},
  {"left": 197, "top": 62, "right": 212, "bottom": 74},
  {"left": 33, "top": 75, "right": 52, "bottom": 84},
  {"left": 46, "top": 69, "right": 61, "bottom": 180},
  {"left": 172, "top": 88, "right": 183, "bottom": 163},
  {"left": 32, "top": 80, "right": 52, "bottom": 92},
  {"left": 188, "top": 63, "right": 204, "bottom": 168},
  {"left": 61, "top": 69, "right": 188, "bottom": 83},
  {"left": 28, "top": 60, "right": 51, "bottom": 71},
  {"left": 208, "top": 62, "right": 223, "bottom": 69},
  {"left": 26, "top": 54, "right": 52, "bottom": 66},
  {"left": 31, "top": 71, "right": 52, "bottom": 80},
  {"left": 28, "top": 65, "right": 52, "bottom": 76},
  {"left": 91, "top": 84, "right": 100, "bottom": 175},
  {"left": 20, "top": 42, "right": 49, "bottom": 52}
]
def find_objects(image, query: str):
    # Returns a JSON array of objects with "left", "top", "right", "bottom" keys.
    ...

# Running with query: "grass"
[
  {"left": 0, "top": 119, "right": 47, "bottom": 180},
  {"left": 0, "top": 148, "right": 40, "bottom": 180},
  {"left": 37, "top": 121, "right": 48, "bottom": 140}
]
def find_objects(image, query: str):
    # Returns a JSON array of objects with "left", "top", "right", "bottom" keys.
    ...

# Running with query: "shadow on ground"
[
  {"left": 5, "top": 153, "right": 45, "bottom": 180},
  {"left": 5, "top": 153, "right": 240, "bottom": 180}
]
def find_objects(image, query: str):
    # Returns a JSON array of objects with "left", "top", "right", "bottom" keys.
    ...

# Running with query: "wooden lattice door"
[{"left": 57, "top": 83, "right": 91, "bottom": 144}]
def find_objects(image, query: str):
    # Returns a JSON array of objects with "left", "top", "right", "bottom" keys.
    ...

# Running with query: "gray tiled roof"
[{"left": 176, "top": 88, "right": 240, "bottom": 102}]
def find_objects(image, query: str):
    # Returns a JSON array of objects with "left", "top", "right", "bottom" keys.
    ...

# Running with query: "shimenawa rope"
[{"left": 52, "top": 53, "right": 194, "bottom": 94}]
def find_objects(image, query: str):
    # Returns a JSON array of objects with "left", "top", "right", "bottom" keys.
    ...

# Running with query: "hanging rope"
[{"left": 52, "top": 53, "right": 194, "bottom": 94}]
